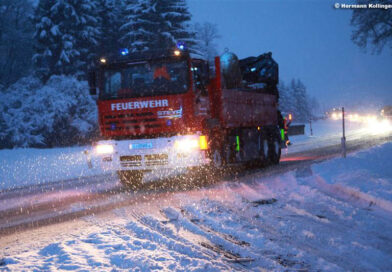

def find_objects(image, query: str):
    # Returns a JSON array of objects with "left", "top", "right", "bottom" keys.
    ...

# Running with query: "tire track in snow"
[
  {"left": 222, "top": 177, "right": 392, "bottom": 271},
  {"left": 127, "top": 209, "right": 238, "bottom": 271}
]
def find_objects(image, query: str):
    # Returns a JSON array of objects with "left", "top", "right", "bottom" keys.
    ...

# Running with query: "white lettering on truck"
[{"left": 111, "top": 99, "right": 169, "bottom": 111}]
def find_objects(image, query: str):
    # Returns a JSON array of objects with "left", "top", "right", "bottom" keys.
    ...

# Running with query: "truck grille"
[
  {"left": 103, "top": 112, "right": 162, "bottom": 131},
  {"left": 120, "top": 155, "right": 142, "bottom": 167},
  {"left": 144, "top": 154, "right": 168, "bottom": 166},
  {"left": 120, "top": 154, "right": 169, "bottom": 167}
]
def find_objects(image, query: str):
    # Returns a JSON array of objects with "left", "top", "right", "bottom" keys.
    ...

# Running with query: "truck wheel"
[
  {"left": 211, "top": 148, "right": 223, "bottom": 168},
  {"left": 268, "top": 137, "right": 281, "bottom": 164},
  {"left": 209, "top": 146, "right": 225, "bottom": 177},
  {"left": 117, "top": 170, "right": 143, "bottom": 189},
  {"left": 260, "top": 136, "right": 269, "bottom": 162}
]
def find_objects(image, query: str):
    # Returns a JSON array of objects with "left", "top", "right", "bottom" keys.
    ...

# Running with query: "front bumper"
[{"left": 95, "top": 135, "right": 210, "bottom": 171}]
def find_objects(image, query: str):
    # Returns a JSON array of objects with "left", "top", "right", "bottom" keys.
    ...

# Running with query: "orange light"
[
  {"left": 174, "top": 50, "right": 181, "bottom": 56},
  {"left": 199, "top": 135, "right": 208, "bottom": 150},
  {"left": 289, "top": 114, "right": 292, "bottom": 120}
]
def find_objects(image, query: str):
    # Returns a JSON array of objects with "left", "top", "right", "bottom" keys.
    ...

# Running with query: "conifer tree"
[
  {"left": 121, "top": 0, "right": 195, "bottom": 52},
  {"left": 33, "top": 0, "right": 99, "bottom": 80},
  {"left": 291, "top": 79, "right": 311, "bottom": 122},
  {"left": 96, "top": 0, "right": 127, "bottom": 57},
  {"left": 0, "top": 0, "right": 34, "bottom": 87}
]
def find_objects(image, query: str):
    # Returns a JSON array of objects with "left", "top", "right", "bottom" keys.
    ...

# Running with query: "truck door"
[{"left": 192, "top": 61, "right": 210, "bottom": 117}]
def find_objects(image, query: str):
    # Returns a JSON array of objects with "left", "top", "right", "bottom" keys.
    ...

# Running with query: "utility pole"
[
  {"left": 84, "top": 150, "right": 93, "bottom": 169},
  {"left": 341, "top": 107, "right": 346, "bottom": 158}
]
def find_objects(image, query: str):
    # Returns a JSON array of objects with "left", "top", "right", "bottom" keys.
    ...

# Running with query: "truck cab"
[{"left": 89, "top": 50, "right": 212, "bottom": 184}]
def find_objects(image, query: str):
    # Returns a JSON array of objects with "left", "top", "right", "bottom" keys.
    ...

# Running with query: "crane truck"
[{"left": 88, "top": 46, "right": 282, "bottom": 186}]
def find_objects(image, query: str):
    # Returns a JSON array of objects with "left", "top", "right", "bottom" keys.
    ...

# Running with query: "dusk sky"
[{"left": 188, "top": 0, "right": 392, "bottom": 111}]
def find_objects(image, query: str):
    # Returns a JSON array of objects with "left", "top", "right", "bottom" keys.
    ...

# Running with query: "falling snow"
[{"left": 1, "top": 119, "right": 391, "bottom": 271}]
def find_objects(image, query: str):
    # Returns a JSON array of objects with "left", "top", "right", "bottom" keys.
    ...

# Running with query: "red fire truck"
[{"left": 89, "top": 47, "right": 281, "bottom": 186}]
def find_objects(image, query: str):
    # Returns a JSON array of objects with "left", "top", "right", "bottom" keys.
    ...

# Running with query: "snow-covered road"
[
  {"left": 1, "top": 128, "right": 390, "bottom": 236},
  {"left": 1, "top": 119, "right": 390, "bottom": 192},
  {"left": 1, "top": 137, "right": 392, "bottom": 271}
]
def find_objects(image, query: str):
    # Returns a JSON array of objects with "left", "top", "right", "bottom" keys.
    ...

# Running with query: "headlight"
[
  {"left": 95, "top": 144, "right": 114, "bottom": 154},
  {"left": 174, "top": 138, "right": 199, "bottom": 152},
  {"left": 174, "top": 136, "right": 208, "bottom": 152}
]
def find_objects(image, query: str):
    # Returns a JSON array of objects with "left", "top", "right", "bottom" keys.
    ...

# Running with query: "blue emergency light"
[
  {"left": 176, "top": 41, "right": 186, "bottom": 51},
  {"left": 120, "top": 48, "right": 129, "bottom": 56}
]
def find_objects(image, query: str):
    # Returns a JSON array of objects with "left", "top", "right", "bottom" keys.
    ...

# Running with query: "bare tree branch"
[{"left": 350, "top": 0, "right": 392, "bottom": 53}]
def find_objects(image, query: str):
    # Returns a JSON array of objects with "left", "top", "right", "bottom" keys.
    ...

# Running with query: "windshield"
[{"left": 101, "top": 60, "right": 189, "bottom": 99}]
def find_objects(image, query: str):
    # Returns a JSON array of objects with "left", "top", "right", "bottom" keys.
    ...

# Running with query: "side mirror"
[
  {"left": 88, "top": 70, "right": 97, "bottom": 95},
  {"left": 195, "top": 74, "right": 207, "bottom": 96},
  {"left": 203, "top": 63, "right": 210, "bottom": 85}
]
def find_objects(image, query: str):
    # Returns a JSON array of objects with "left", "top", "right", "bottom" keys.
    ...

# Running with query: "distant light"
[
  {"left": 174, "top": 50, "right": 181, "bottom": 56},
  {"left": 251, "top": 67, "right": 256, "bottom": 72},
  {"left": 100, "top": 58, "right": 107, "bottom": 64},
  {"left": 289, "top": 113, "right": 292, "bottom": 121},
  {"left": 120, "top": 48, "right": 129, "bottom": 56},
  {"left": 331, "top": 112, "right": 339, "bottom": 120},
  {"left": 366, "top": 118, "right": 392, "bottom": 135}
]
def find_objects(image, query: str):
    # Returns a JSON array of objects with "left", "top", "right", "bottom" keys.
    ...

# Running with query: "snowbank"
[
  {"left": 0, "top": 146, "right": 106, "bottom": 191},
  {"left": 311, "top": 143, "right": 392, "bottom": 212},
  {"left": 285, "top": 118, "right": 391, "bottom": 153}
]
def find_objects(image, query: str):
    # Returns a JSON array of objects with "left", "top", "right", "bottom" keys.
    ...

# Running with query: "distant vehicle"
[
  {"left": 88, "top": 46, "right": 282, "bottom": 187},
  {"left": 381, "top": 106, "right": 392, "bottom": 119},
  {"left": 326, "top": 108, "right": 342, "bottom": 120}
]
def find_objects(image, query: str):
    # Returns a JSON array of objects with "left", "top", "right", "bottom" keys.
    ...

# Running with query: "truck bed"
[{"left": 219, "top": 88, "right": 278, "bottom": 128}]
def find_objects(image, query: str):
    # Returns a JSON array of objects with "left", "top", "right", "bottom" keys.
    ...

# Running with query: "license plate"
[{"left": 129, "top": 142, "right": 153, "bottom": 150}]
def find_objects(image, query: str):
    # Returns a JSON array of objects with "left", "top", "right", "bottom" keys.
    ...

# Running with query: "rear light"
[{"left": 199, "top": 135, "right": 208, "bottom": 150}]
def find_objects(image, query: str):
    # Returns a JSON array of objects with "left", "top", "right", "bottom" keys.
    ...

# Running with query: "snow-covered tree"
[
  {"left": 193, "top": 22, "right": 220, "bottom": 61},
  {"left": 0, "top": 0, "right": 34, "bottom": 87},
  {"left": 0, "top": 92, "right": 9, "bottom": 147},
  {"left": 162, "top": 0, "right": 195, "bottom": 50},
  {"left": 308, "top": 96, "right": 320, "bottom": 119},
  {"left": 96, "top": 0, "right": 127, "bottom": 57},
  {"left": 32, "top": 0, "right": 100, "bottom": 81},
  {"left": 278, "top": 80, "right": 294, "bottom": 114},
  {"left": 278, "top": 79, "right": 315, "bottom": 122},
  {"left": 291, "top": 79, "right": 311, "bottom": 122},
  {"left": 121, "top": 0, "right": 195, "bottom": 52},
  {"left": 120, "top": 0, "right": 153, "bottom": 52},
  {"left": 351, "top": 0, "right": 392, "bottom": 53},
  {"left": 0, "top": 76, "right": 97, "bottom": 148}
]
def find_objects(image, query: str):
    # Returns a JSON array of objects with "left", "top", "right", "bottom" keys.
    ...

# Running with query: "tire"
[
  {"left": 268, "top": 137, "right": 281, "bottom": 164},
  {"left": 209, "top": 145, "right": 225, "bottom": 177},
  {"left": 260, "top": 135, "right": 269, "bottom": 163},
  {"left": 211, "top": 148, "right": 224, "bottom": 168},
  {"left": 117, "top": 170, "right": 143, "bottom": 189}
]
